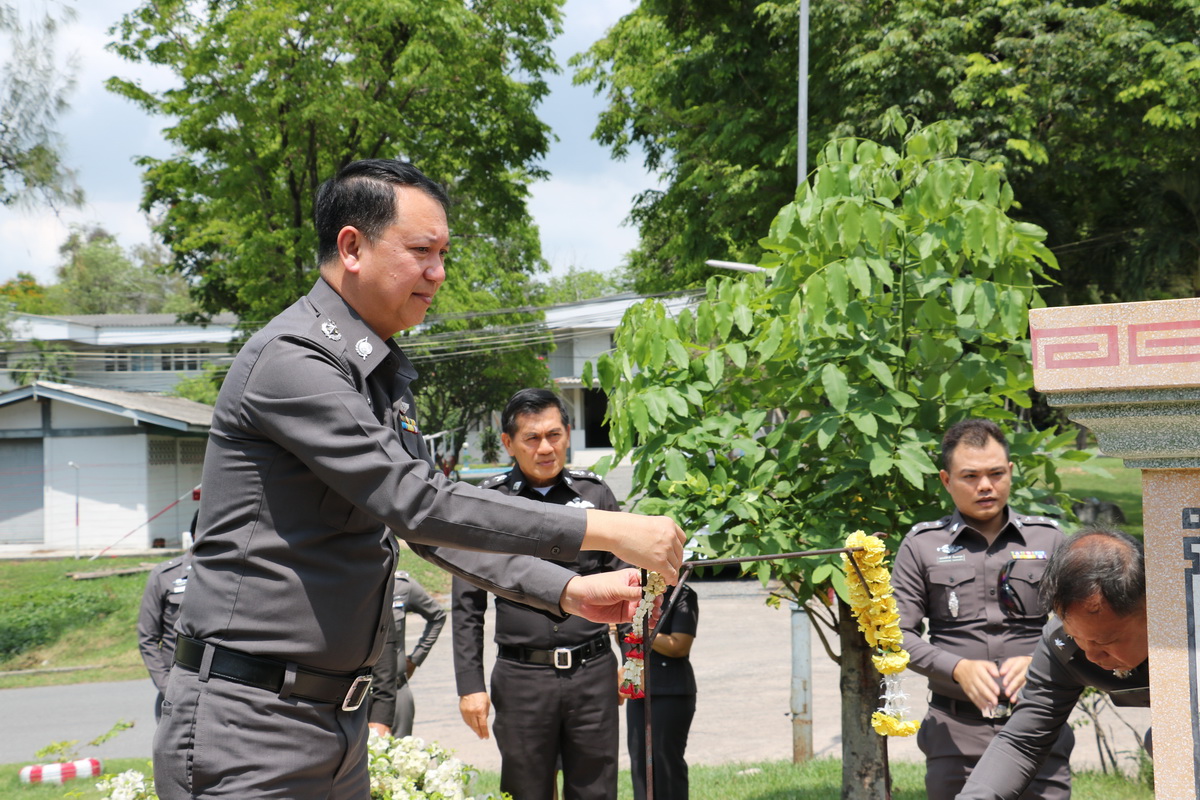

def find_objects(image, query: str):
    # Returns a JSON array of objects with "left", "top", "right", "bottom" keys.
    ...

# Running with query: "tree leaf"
[{"left": 821, "top": 363, "right": 850, "bottom": 413}]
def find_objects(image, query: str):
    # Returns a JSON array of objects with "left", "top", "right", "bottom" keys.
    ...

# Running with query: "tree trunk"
[{"left": 837, "top": 597, "right": 891, "bottom": 800}]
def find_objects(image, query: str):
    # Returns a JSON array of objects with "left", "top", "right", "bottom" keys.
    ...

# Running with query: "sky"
[{"left": 0, "top": 0, "right": 654, "bottom": 285}]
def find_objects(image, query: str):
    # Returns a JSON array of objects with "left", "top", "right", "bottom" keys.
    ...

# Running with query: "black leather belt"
[
  {"left": 174, "top": 636, "right": 373, "bottom": 711},
  {"left": 497, "top": 634, "right": 610, "bottom": 670},
  {"left": 930, "top": 692, "right": 1011, "bottom": 722}
]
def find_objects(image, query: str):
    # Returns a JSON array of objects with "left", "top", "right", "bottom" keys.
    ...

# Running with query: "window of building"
[{"left": 162, "top": 347, "right": 208, "bottom": 372}]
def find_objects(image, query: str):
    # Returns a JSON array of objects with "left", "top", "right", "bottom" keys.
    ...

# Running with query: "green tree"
[
  {"left": 574, "top": 0, "right": 1200, "bottom": 303},
  {"left": 587, "top": 123, "right": 1096, "bottom": 795},
  {"left": 169, "top": 362, "right": 226, "bottom": 405},
  {"left": 405, "top": 238, "right": 554, "bottom": 467},
  {"left": 0, "top": 0, "right": 82, "bottom": 208},
  {"left": 536, "top": 266, "right": 627, "bottom": 304},
  {"left": 54, "top": 225, "right": 193, "bottom": 314},
  {"left": 9, "top": 338, "right": 72, "bottom": 384},
  {"left": 108, "top": 0, "right": 563, "bottom": 327}
]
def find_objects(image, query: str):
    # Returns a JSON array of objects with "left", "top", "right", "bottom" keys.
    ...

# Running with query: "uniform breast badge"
[
  {"left": 355, "top": 337, "right": 373, "bottom": 359},
  {"left": 321, "top": 319, "right": 342, "bottom": 341},
  {"left": 948, "top": 591, "right": 959, "bottom": 618}
]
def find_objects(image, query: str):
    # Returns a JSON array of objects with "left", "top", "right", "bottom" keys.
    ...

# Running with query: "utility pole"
[{"left": 791, "top": 0, "right": 815, "bottom": 764}]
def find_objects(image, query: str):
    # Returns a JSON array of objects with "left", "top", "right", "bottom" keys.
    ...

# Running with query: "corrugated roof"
[
  {"left": 0, "top": 381, "right": 213, "bottom": 431},
  {"left": 29, "top": 312, "right": 240, "bottom": 327}
]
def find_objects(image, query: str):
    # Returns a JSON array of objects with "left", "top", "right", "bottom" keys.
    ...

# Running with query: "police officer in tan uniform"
[
  {"left": 892, "top": 419, "right": 1073, "bottom": 800},
  {"left": 151, "top": 159, "right": 686, "bottom": 800},
  {"left": 454, "top": 389, "right": 625, "bottom": 800}
]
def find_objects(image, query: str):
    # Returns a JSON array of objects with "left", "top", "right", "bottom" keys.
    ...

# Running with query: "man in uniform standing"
[
  {"left": 454, "top": 388, "right": 624, "bottom": 800},
  {"left": 892, "top": 419, "right": 1074, "bottom": 800},
  {"left": 152, "top": 159, "right": 686, "bottom": 800},
  {"left": 368, "top": 570, "right": 446, "bottom": 737},
  {"left": 137, "top": 552, "right": 190, "bottom": 720}
]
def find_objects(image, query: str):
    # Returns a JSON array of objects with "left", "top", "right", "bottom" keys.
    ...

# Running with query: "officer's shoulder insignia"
[
  {"left": 568, "top": 469, "right": 602, "bottom": 482},
  {"left": 907, "top": 516, "right": 951, "bottom": 536},
  {"left": 395, "top": 570, "right": 410, "bottom": 579},
  {"left": 480, "top": 472, "right": 510, "bottom": 489}
]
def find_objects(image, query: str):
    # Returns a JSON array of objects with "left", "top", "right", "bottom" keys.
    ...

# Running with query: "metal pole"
[
  {"left": 793, "top": 0, "right": 814, "bottom": 761},
  {"left": 68, "top": 461, "right": 80, "bottom": 560},
  {"left": 641, "top": 568, "right": 654, "bottom": 800},
  {"left": 798, "top": 0, "right": 810, "bottom": 184}
]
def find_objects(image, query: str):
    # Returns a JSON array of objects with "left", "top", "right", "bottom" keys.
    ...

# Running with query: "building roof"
[{"left": 0, "top": 381, "right": 212, "bottom": 432}]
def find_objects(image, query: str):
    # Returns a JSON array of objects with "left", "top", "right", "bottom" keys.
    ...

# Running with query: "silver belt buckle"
[
  {"left": 342, "top": 675, "right": 372, "bottom": 711},
  {"left": 553, "top": 647, "right": 572, "bottom": 670}
]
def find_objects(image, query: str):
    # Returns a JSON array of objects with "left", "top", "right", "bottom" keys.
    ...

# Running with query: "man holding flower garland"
[
  {"left": 152, "top": 160, "right": 686, "bottom": 800},
  {"left": 891, "top": 419, "right": 1073, "bottom": 800}
]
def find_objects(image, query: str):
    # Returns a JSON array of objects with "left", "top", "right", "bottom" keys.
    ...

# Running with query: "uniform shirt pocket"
[
  {"left": 927, "top": 564, "right": 980, "bottom": 621},
  {"left": 1004, "top": 558, "right": 1051, "bottom": 618}
]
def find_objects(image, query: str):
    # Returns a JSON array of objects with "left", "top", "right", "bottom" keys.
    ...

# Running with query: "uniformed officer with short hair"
[
  {"left": 454, "top": 388, "right": 625, "bottom": 800},
  {"left": 368, "top": 570, "right": 446, "bottom": 737},
  {"left": 137, "top": 552, "right": 190, "bottom": 720},
  {"left": 151, "top": 159, "right": 686, "bottom": 800},
  {"left": 891, "top": 418, "right": 1074, "bottom": 800}
]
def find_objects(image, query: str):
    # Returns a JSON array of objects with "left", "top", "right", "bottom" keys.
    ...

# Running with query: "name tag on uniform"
[
  {"left": 1010, "top": 551, "right": 1047, "bottom": 560},
  {"left": 393, "top": 600, "right": 406, "bottom": 609},
  {"left": 937, "top": 554, "right": 966, "bottom": 563}
]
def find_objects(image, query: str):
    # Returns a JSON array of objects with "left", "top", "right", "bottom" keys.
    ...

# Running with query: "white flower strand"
[{"left": 618, "top": 571, "right": 668, "bottom": 698}]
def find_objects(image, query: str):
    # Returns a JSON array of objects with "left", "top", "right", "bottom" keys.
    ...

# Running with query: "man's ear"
[
  {"left": 337, "top": 226, "right": 366, "bottom": 273},
  {"left": 500, "top": 432, "right": 515, "bottom": 456},
  {"left": 939, "top": 469, "right": 951, "bottom": 490}
]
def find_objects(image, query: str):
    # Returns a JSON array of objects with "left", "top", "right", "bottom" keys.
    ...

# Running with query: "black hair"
[
  {"left": 314, "top": 159, "right": 449, "bottom": 266},
  {"left": 941, "top": 418, "right": 1009, "bottom": 470},
  {"left": 501, "top": 388, "right": 569, "bottom": 437},
  {"left": 1040, "top": 527, "right": 1146, "bottom": 617}
]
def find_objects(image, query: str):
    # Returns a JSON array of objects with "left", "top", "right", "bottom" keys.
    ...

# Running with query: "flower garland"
[
  {"left": 618, "top": 570, "right": 667, "bottom": 699},
  {"left": 842, "top": 530, "right": 921, "bottom": 737}
]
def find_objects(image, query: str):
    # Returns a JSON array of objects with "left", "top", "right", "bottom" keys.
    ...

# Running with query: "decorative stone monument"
[{"left": 1030, "top": 297, "right": 1200, "bottom": 798}]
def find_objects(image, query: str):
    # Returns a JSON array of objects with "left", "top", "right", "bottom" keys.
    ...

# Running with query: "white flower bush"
[{"left": 96, "top": 734, "right": 508, "bottom": 800}]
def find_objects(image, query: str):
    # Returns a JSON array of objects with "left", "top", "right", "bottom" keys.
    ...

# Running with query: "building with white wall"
[
  {"left": 0, "top": 311, "right": 238, "bottom": 393},
  {"left": 0, "top": 382, "right": 210, "bottom": 554}
]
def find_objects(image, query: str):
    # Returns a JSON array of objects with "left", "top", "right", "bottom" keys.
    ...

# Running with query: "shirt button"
[
  {"left": 551, "top": 546, "right": 561, "bottom": 556},
  {"left": 988, "top": 589, "right": 996, "bottom": 596}
]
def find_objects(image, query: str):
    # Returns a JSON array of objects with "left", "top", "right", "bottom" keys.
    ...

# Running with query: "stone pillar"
[{"left": 1030, "top": 297, "right": 1200, "bottom": 798}]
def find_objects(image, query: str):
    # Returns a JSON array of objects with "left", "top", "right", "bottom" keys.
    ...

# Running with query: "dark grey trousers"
[
  {"left": 917, "top": 705, "right": 1074, "bottom": 800},
  {"left": 491, "top": 650, "right": 619, "bottom": 800},
  {"left": 153, "top": 664, "right": 370, "bottom": 799}
]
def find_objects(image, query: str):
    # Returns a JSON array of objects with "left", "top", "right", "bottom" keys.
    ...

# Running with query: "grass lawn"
[
  {"left": 0, "top": 549, "right": 447, "bottom": 690},
  {"left": 0, "top": 758, "right": 1153, "bottom": 800},
  {"left": 1059, "top": 455, "right": 1143, "bottom": 538}
]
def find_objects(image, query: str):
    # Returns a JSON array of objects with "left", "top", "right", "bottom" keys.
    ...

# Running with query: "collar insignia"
[
  {"left": 321, "top": 319, "right": 342, "bottom": 341},
  {"left": 399, "top": 400, "right": 410, "bottom": 414},
  {"left": 355, "top": 337, "right": 373, "bottom": 360},
  {"left": 1054, "top": 637, "right": 1067, "bottom": 648}
]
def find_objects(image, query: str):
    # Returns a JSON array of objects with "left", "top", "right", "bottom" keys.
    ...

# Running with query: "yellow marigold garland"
[{"left": 842, "top": 530, "right": 921, "bottom": 737}]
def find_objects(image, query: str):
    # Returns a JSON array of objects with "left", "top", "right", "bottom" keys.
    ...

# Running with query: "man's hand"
[
  {"left": 583, "top": 511, "right": 685, "bottom": 583},
  {"left": 561, "top": 569, "right": 661, "bottom": 624},
  {"left": 368, "top": 722, "right": 391, "bottom": 737},
  {"left": 998, "top": 655, "right": 1032, "bottom": 702},
  {"left": 405, "top": 657, "right": 417, "bottom": 680},
  {"left": 952, "top": 658, "right": 1001, "bottom": 714},
  {"left": 459, "top": 692, "right": 491, "bottom": 740}
]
